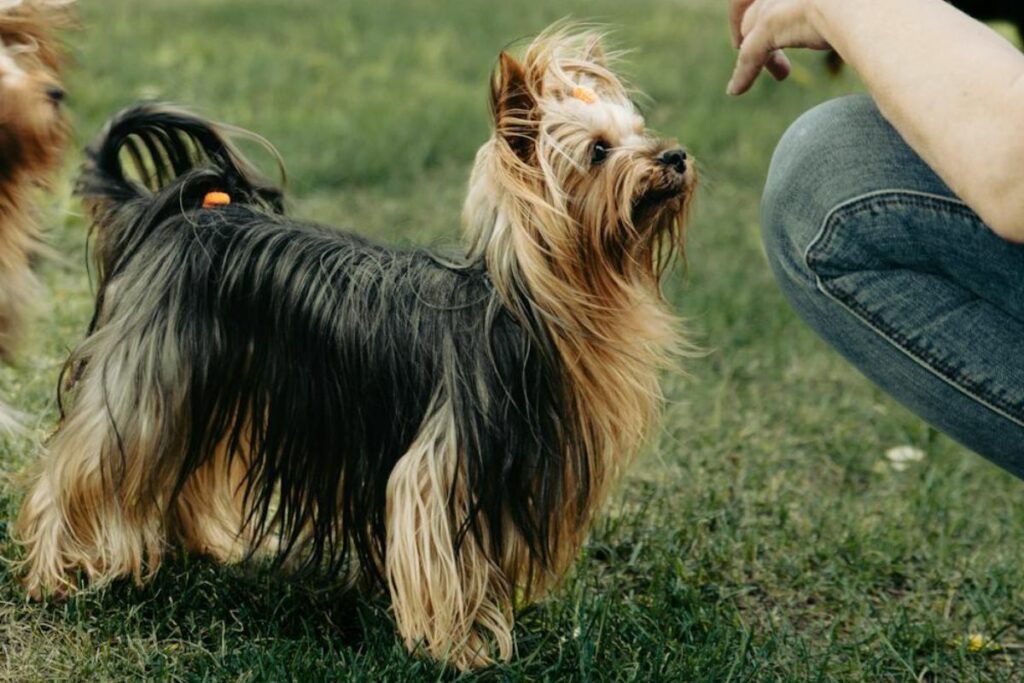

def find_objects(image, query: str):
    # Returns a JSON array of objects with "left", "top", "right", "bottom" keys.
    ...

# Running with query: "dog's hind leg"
[{"left": 15, "top": 332, "right": 174, "bottom": 598}]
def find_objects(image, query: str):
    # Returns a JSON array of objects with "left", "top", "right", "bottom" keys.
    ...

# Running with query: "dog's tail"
[{"left": 76, "top": 103, "right": 285, "bottom": 284}]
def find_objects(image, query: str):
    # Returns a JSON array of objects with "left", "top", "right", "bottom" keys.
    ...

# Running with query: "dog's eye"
[{"left": 591, "top": 140, "right": 610, "bottom": 166}]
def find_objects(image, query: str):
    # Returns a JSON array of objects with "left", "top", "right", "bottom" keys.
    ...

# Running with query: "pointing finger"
[{"left": 727, "top": 28, "right": 771, "bottom": 95}]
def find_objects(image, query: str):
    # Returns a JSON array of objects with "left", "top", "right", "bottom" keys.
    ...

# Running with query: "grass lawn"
[{"left": 2, "top": 0, "right": 1023, "bottom": 680}]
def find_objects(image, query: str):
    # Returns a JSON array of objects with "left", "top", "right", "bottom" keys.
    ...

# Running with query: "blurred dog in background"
[{"left": 0, "top": 0, "right": 73, "bottom": 429}]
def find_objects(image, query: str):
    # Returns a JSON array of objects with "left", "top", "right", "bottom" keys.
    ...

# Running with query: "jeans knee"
[{"left": 761, "top": 95, "right": 894, "bottom": 289}]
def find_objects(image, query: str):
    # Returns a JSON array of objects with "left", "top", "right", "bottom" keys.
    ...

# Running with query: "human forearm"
[{"left": 811, "top": 0, "right": 1024, "bottom": 239}]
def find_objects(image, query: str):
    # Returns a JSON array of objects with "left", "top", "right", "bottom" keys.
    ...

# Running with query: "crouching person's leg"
[{"left": 762, "top": 95, "right": 1024, "bottom": 470}]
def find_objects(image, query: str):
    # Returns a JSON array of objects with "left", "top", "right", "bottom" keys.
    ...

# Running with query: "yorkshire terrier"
[
  {"left": 0, "top": 0, "right": 72, "bottom": 427},
  {"left": 16, "top": 27, "right": 695, "bottom": 669}
]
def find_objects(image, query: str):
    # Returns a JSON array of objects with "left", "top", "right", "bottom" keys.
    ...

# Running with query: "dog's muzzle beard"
[
  {"left": 632, "top": 179, "right": 690, "bottom": 234},
  {"left": 630, "top": 147, "right": 693, "bottom": 231}
]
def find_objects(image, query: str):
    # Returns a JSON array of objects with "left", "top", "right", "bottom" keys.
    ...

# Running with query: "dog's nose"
[
  {"left": 658, "top": 148, "right": 687, "bottom": 174},
  {"left": 46, "top": 87, "right": 65, "bottom": 104}
]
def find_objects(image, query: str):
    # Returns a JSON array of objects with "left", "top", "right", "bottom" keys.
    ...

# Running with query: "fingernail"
[{"left": 726, "top": 80, "right": 736, "bottom": 96}]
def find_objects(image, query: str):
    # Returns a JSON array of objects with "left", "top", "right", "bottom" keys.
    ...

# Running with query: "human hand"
[{"left": 727, "top": 0, "right": 832, "bottom": 95}]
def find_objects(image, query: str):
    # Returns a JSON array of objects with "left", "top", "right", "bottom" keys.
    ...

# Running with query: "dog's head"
[
  {"left": 0, "top": 0, "right": 73, "bottom": 182},
  {"left": 465, "top": 26, "right": 695, "bottom": 304}
]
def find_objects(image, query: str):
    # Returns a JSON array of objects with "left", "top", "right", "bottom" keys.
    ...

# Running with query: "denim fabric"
[{"left": 761, "top": 94, "right": 1024, "bottom": 473}]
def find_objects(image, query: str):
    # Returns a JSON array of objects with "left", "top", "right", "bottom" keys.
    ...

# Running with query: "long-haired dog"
[
  {"left": 16, "top": 27, "right": 695, "bottom": 669},
  {"left": 0, "top": 0, "right": 72, "bottom": 427}
]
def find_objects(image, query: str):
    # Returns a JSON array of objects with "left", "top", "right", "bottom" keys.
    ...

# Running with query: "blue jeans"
[{"left": 762, "top": 95, "right": 1024, "bottom": 473}]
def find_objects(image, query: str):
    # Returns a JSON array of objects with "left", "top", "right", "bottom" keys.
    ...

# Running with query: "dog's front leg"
[{"left": 385, "top": 404, "right": 516, "bottom": 670}]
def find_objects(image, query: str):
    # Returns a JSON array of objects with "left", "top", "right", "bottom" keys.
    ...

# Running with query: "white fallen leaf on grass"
[{"left": 882, "top": 446, "right": 926, "bottom": 472}]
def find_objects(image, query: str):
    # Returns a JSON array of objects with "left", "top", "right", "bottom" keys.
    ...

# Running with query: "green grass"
[{"left": 2, "top": 0, "right": 1023, "bottom": 680}]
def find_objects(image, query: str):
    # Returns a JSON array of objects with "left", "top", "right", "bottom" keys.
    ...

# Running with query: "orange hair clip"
[
  {"left": 571, "top": 86, "right": 597, "bottom": 105},
  {"left": 202, "top": 191, "right": 231, "bottom": 209}
]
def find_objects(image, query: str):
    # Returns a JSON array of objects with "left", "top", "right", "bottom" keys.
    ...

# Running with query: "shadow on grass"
[{"left": 0, "top": 484, "right": 764, "bottom": 681}]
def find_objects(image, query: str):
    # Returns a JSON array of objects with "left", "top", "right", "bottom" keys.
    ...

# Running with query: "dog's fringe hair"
[{"left": 70, "top": 103, "right": 577, "bottom": 587}]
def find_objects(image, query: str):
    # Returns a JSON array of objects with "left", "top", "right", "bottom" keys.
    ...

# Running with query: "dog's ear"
[{"left": 491, "top": 51, "right": 537, "bottom": 163}]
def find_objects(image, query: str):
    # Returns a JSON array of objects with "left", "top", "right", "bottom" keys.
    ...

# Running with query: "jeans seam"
[{"left": 802, "top": 188, "right": 1024, "bottom": 429}]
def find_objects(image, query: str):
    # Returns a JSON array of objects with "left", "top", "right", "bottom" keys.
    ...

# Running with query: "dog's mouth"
[{"left": 632, "top": 169, "right": 693, "bottom": 226}]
